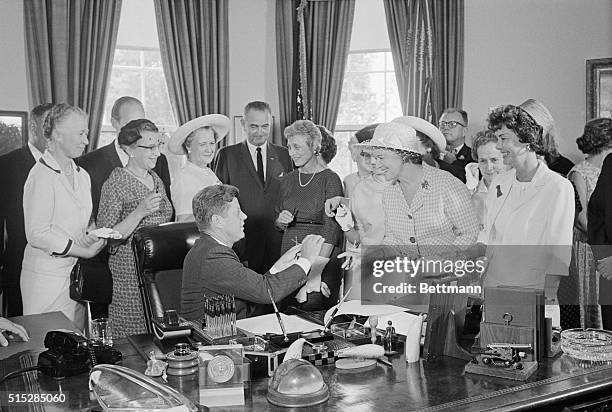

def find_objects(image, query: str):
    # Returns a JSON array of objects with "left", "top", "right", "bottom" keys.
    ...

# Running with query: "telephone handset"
[{"left": 37, "top": 330, "right": 122, "bottom": 379}]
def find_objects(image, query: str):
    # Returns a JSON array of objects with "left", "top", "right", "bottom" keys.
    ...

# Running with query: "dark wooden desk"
[{"left": 1, "top": 313, "right": 612, "bottom": 411}]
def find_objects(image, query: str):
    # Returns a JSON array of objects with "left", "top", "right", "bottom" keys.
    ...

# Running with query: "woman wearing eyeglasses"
[{"left": 97, "top": 119, "right": 173, "bottom": 338}]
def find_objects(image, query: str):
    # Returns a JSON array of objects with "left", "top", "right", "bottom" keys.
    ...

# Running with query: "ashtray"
[
  {"left": 560, "top": 328, "right": 612, "bottom": 362},
  {"left": 330, "top": 322, "right": 366, "bottom": 340}
]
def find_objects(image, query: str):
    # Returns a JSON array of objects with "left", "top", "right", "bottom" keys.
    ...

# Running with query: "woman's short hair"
[
  {"left": 284, "top": 120, "right": 322, "bottom": 151},
  {"left": 192, "top": 184, "right": 240, "bottom": 232},
  {"left": 317, "top": 125, "right": 337, "bottom": 164},
  {"left": 487, "top": 105, "right": 543, "bottom": 153},
  {"left": 118, "top": 119, "right": 159, "bottom": 146},
  {"left": 42, "top": 103, "right": 88, "bottom": 140},
  {"left": 576, "top": 118, "right": 612, "bottom": 155},
  {"left": 471, "top": 130, "right": 499, "bottom": 161},
  {"left": 182, "top": 126, "right": 217, "bottom": 153},
  {"left": 354, "top": 123, "right": 379, "bottom": 143}
]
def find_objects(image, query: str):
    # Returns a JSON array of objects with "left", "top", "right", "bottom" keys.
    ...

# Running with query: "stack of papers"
[{"left": 236, "top": 313, "right": 321, "bottom": 335}]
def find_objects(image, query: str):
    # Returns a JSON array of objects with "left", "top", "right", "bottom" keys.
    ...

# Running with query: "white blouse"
[{"left": 171, "top": 161, "right": 220, "bottom": 218}]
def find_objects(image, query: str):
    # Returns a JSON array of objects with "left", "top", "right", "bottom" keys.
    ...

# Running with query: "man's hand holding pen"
[{"left": 272, "top": 234, "right": 324, "bottom": 272}]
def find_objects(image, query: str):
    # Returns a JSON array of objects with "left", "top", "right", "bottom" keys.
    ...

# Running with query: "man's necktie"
[{"left": 256, "top": 147, "right": 265, "bottom": 185}]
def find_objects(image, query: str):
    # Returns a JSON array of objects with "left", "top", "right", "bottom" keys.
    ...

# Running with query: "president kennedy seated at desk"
[{"left": 180, "top": 184, "right": 324, "bottom": 320}]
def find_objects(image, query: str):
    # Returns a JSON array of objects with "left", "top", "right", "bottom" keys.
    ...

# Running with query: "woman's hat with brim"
[
  {"left": 354, "top": 122, "right": 421, "bottom": 154},
  {"left": 169, "top": 114, "right": 230, "bottom": 155},
  {"left": 391, "top": 116, "right": 446, "bottom": 154}
]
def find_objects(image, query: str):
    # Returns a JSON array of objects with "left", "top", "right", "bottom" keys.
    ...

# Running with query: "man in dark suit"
[
  {"left": 77, "top": 96, "right": 172, "bottom": 219},
  {"left": 214, "top": 101, "right": 292, "bottom": 273},
  {"left": 181, "top": 185, "right": 323, "bottom": 320},
  {"left": 0, "top": 103, "right": 53, "bottom": 316},
  {"left": 439, "top": 108, "right": 474, "bottom": 181}
]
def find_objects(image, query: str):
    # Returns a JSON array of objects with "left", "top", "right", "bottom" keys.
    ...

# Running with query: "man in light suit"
[
  {"left": 181, "top": 185, "right": 323, "bottom": 320},
  {"left": 77, "top": 96, "right": 172, "bottom": 219},
  {"left": 214, "top": 101, "right": 292, "bottom": 273},
  {"left": 0, "top": 103, "right": 53, "bottom": 316}
]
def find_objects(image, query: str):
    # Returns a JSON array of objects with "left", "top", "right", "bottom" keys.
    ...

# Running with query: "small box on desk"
[{"left": 198, "top": 344, "right": 245, "bottom": 407}]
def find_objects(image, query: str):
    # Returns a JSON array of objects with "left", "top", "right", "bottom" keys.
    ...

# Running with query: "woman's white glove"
[
  {"left": 334, "top": 204, "right": 354, "bottom": 232},
  {"left": 465, "top": 163, "right": 480, "bottom": 191},
  {"left": 295, "top": 256, "right": 330, "bottom": 302},
  {"left": 338, "top": 243, "right": 361, "bottom": 270}
]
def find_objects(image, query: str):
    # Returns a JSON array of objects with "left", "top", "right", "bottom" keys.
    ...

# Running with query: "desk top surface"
[{"left": 1, "top": 313, "right": 612, "bottom": 411}]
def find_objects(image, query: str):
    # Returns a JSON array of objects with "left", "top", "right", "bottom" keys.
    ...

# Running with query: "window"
[
  {"left": 97, "top": 0, "right": 177, "bottom": 148},
  {"left": 329, "top": 2, "right": 402, "bottom": 180},
  {"left": 98, "top": 47, "right": 176, "bottom": 148}
]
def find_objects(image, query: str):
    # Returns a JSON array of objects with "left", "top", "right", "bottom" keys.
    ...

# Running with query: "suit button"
[
  {"left": 407, "top": 214, "right": 413, "bottom": 219},
  {"left": 409, "top": 237, "right": 416, "bottom": 243}
]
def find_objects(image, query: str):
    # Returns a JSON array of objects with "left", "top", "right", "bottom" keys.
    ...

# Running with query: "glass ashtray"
[
  {"left": 330, "top": 322, "right": 366, "bottom": 340},
  {"left": 560, "top": 328, "right": 612, "bottom": 362}
]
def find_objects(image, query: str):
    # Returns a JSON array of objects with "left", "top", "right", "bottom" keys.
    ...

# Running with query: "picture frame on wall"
[
  {"left": 0, "top": 110, "right": 28, "bottom": 156},
  {"left": 232, "top": 115, "right": 275, "bottom": 144},
  {"left": 586, "top": 58, "right": 612, "bottom": 120}
]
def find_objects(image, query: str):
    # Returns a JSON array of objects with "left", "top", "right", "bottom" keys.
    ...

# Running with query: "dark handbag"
[{"left": 70, "top": 256, "right": 113, "bottom": 303}]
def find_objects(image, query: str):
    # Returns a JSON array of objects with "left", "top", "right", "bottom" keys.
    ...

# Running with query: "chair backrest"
[{"left": 132, "top": 221, "right": 200, "bottom": 333}]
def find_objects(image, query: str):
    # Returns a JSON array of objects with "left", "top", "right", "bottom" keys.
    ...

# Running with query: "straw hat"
[
  {"left": 519, "top": 99, "right": 554, "bottom": 135},
  {"left": 354, "top": 122, "right": 421, "bottom": 153},
  {"left": 169, "top": 114, "right": 230, "bottom": 155},
  {"left": 391, "top": 116, "right": 446, "bottom": 154}
]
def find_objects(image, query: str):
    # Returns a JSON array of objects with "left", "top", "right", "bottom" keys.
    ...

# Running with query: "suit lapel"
[
  {"left": 103, "top": 142, "right": 123, "bottom": 169},
  {"left": 240, "top": 142, "right": 264, "bottom": 190},
  {"left": 507, "top": 163, "right": 548, "bottom": 215},
  {"left": 265, "top": 144, "right": 285, "bottom": 190}
]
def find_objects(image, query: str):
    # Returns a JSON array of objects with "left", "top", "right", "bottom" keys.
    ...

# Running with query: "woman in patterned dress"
[
  {"left": 168, "top": 114, "right": 230, "bottom": 222},
  {"left": 275, "top": 120, "right": 344, "bottom": 310},
  {"left": 353, "top": 120, "right": 479, "bottom": 310},
  {"left": 569, "top": 118, "right": 612, "bottom": 328},
  {"left": 97, "top": 119, "right": 173, "bottom": 338}
]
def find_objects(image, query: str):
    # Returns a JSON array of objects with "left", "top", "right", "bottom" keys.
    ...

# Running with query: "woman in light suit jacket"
[
  {"left": 480, "top": 105, "right": 574, "bottom": 307},
  {"left": 21, "top": 104, "right": 106, "bottom": 328}
]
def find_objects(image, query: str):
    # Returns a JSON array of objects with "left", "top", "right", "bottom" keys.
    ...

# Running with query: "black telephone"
[{"left": 37, "top": 330, "right": 122, "bottom": 379}]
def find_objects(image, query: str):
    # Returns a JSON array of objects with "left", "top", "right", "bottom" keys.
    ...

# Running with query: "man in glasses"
[{"left": 439, "top": 108, "right": 473, "bottom": 173}]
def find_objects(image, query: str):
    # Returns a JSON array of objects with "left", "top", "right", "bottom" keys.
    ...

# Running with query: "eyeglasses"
[
  {"left": 439, "top": 121, "right": 466, "bottom": 129},
  {"left": 137, "top": 143, "right": 163, "bottom": 151}
]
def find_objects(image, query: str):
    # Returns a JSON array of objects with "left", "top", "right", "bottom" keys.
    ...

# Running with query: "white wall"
[
  {"left": 228, "top": 0, "right": 279, "bottom": 143},
  {"left": 463, "top": 0, "right": 612, "bottom": 163},
  {"left": 0, "top": 0, "right": 28, "bottom": 111}
]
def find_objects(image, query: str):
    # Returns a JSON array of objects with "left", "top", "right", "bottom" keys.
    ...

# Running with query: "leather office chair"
[{"left": 132, "top": 222, "right": 200, "bottom": 334}]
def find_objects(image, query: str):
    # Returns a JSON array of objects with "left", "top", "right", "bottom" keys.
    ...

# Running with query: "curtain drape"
[
  {"left": 154, "top": 0, "right": 229, "bottom": 131},
  {"left": 275, "top": 0, "right": 355, "bottom": 133},
  {"left": 24, "top": 0, "right": 122, "bottom": 150},
  {"left": 384, "top": 0, "right": 464, "bottom": 123},
  {"left": 303, "top": 0, "right": 355, "bottom": 130},
  {"left": 383, "top": 0, "right": 434, "bottom": 120},
  {"left": 275, "top": 0, "right": 300, "bottom": 144},
  {"left": 430, "top": 0, "right": 464, "bottom": 123}
]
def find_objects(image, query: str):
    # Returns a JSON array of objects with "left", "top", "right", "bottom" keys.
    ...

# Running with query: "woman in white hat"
[{"left": 168, "top": 114, "right": 230, "bottom": 221}]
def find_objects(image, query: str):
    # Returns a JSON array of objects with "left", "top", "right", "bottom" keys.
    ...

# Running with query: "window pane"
[
  {"left": 385, "top": 73, "right": 403, "bottom": 121},
  {"left": 347, "top": 52, "right": 385, "bottom": 72},
  {"left": 327, "top": 131, "right": 354, "bottom": 181},
  {"left": 113, "top": 48, "right": 140, "bottom": 67},
  {"left": 336, "top": 72, "right": 386, "bottom": 125},
  {"left": 143, "top": 70, "right": 176, "bottom": 127},
  {"left": 143, "top": 50, "right": 163, "bottom": 68},
  {"left": 103, "top": 69, "right": 142, "bottom": 125}
]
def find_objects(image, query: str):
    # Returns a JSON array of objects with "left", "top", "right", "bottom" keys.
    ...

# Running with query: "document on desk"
[
  {"left": 236, "top": 313, "right": 321, "bottom": 335},
  {"left": 323, "top": 300, "right": 407, "bottom": 325}
]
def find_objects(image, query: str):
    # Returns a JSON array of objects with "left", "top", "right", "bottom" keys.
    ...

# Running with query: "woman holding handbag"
[{"left": 21, "top": 103, "right": 106, "bottom": 328}]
